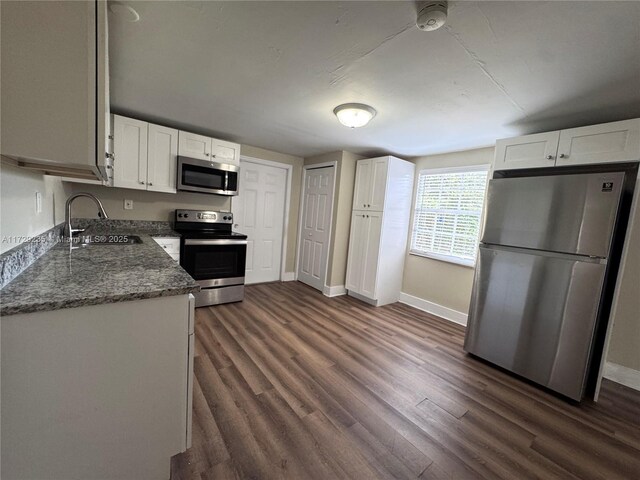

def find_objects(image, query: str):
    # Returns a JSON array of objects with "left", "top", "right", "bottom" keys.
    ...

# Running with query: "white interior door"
[
  {"left": 232, "top": 160, "right": 287, "bottom": 284},
  {"left": 297, "top": 166, "right": 335, "bottom": 291}
]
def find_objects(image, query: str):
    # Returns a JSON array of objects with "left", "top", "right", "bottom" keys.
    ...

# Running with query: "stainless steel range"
[{"left": 174, "top": 209, "right": 247, "bottom": 307}]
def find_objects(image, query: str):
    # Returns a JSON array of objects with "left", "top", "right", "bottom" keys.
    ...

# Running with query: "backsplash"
[{"left": 0, "top": 223, "right": 64, "bottom": 288}]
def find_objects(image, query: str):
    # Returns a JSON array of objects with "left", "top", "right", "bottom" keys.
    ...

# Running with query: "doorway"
[
  {"left": 232, "top": 158, "right": 290, "bottom": 284},
  {"left": 297, "top": 165, "right": 336, "bottom": 291}
]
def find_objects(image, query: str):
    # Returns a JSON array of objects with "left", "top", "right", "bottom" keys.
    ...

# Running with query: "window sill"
[{"left": 409, "top": 250, "right": 476, "bottom": 268}]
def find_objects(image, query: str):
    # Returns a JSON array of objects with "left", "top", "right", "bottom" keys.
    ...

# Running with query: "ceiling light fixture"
[
  {"left": 108, "top": 1, "right": 140, "bottom": 23},
  {"left": 333, "top": 103, "right": 377, "bottom": 128}
]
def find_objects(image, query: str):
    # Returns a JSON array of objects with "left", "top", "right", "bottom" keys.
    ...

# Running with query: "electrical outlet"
[
  {"left": 35, "top": 191, "right": 42, "bottom": 213},
  {"left": 124, "top": 199, "right": 133, "bottom": 210}
]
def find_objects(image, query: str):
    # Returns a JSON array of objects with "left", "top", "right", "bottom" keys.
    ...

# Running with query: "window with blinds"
[{"left": 410, "top": 167, "right": 489, "bottom": 266}]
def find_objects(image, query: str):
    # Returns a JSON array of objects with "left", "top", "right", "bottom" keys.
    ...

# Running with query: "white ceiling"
[{"left": 109, "top": 1, "right": 640, "bottom": 158}]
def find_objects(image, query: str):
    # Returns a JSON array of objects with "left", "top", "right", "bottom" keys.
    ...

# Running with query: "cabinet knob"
[
  {"left": 148, "top": 182, "right": 153, "bottom": 186},
  {"left": 363, "top": 203, "right": 366, "bottom": 207},
  {"left": 139, "top": 181, "right": 145, "bottom": 185},
  {"left": 559, "top": 153, "right": 566, "bottom": 158},
  {"left": 205, "top": 153, "right": 210, "bottom": 156},
  {"left": 367, "top": 204, "right": 371, "bottom": 207},
  {"left": 546, "top": 155, "right": 554, "bottom": 160}
]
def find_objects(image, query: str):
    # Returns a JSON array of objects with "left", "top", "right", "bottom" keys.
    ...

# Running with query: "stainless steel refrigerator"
[{"left": 464, "top": 171, "right": 626, "bottom": 401}]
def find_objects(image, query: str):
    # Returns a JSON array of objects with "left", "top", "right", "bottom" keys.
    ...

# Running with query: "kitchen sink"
[{"left": 75, "top": 234, "right": 143, "bottom": 246}]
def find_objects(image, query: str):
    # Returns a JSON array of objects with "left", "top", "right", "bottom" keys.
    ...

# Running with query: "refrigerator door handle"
[{"left": 480, "top": 243, "right": 608, "bottom": 265}]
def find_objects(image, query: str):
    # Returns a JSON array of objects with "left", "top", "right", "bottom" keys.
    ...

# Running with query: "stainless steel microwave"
[{"left": 177, "top": 156, "right": 239, "bottom": 196}]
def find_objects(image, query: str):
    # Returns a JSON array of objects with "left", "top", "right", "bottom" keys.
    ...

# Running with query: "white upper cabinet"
[
  {"left": 369, "top": 158, "right": 389, "bottom": 211},
  {"left": 1, "top": 0, "right": 110, "bottom": 180},
  {"left": 556, "top": 119, "right": 640, "bottom": 166},
  {"left": 494, "top": 118, "right": 640, "bottom": 171},
  {"left": 113, "top": 116, "right": 148, "bottom": 190},
  {"left": 353, "top": 159, "right": 372, "bottom": 210},
  {"left": 147, "top": 124, "right": 179, "bottom": 193},
  {"left": 353, "top": 157, "right": 389, "bottom": 210},
  {"left": 353, "top": 160, "right": 371, "bottom": 210},
  {"left": 110, "top": 118, "right": 240, "bottom": 193},
  {"left": 211, "top": 138, "right": 240, "bottom": 166},
  {"left": 178, "top": 131, "right": 240, "bottom": 167},
  {"left": 178, "top": 131, "right": 211, "bottom": 161},
  {"left": 494, "top": 132, "right": 560, "bottom": 170}
]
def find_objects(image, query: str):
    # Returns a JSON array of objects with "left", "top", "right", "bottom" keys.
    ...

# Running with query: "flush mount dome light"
[
  {"left": 333, "top": 103, "right": 377, "bottom": 128},
  {"left": 109, "top": 1, "right": 140, "bottom": 23}
]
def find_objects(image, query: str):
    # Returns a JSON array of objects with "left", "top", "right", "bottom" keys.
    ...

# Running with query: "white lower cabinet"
[
  {"left": 346, "top": 156, "right": 415, "bottom": 306},
  {"left": 153, "top": 236, "right": 180, "bottom": 262},
  {"left": 346, "top": 211, "right": 382, "bottom": 299},
  {"left": 1, "top": 294, "right": 194, "bottom": 480}
]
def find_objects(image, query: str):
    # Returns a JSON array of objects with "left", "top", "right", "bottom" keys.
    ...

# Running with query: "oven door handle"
[{"left": 184, "top": 239, "right": 248, "bottom": 246}]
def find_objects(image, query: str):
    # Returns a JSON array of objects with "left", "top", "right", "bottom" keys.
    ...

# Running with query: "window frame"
[{"left": 409, "top": 164, "right": 490, "bottom": 268}]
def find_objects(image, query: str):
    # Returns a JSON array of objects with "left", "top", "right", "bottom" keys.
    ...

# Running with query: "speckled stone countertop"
[{"left": 0, "top": 222, "right": 198, "bottom": 316}]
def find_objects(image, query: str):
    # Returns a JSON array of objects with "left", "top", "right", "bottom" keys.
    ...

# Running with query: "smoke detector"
[{"left": 417, "top": 1, "right": 448, "bottom": 31}]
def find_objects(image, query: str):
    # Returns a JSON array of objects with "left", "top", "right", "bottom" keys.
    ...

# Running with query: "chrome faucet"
[{"left": 63, "top": 192, "right": 109, "bottom": 241}]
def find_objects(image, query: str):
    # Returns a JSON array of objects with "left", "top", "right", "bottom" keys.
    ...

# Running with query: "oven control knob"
[
  {"left": 178, "top": 213, "right": 183, "bottom": 218},
  {"left": 184, "top": 214, "right": 189, "bottom": 218}
]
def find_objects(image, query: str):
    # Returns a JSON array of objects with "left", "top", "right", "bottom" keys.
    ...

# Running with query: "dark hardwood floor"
[{"left": 171, "top": 281, "right": 640, "bottom": 480}]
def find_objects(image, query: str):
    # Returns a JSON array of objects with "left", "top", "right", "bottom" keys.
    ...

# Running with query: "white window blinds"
[{"left": 411, "top": 168, "right": 488, "bottom": 266}]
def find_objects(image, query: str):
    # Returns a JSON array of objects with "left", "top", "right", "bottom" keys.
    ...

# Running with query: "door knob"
[{"left": 546, "top": 155, "right": 554, "bottom": 160}]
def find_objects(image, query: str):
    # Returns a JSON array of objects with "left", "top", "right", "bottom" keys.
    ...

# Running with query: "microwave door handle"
[
  {"left": 184, "top": 239, "right": 248, "bottom": 246},
  {"left": 225, "top": 171, "right": 229, "bottom": 191}
]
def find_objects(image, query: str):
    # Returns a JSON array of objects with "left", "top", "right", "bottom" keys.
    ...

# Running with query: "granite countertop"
[{"left": 0, "top": 223, "right": 199, "bottom": 316}]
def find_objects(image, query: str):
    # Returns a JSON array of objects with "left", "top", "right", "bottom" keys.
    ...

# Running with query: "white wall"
[
  {"left": 0, "top": 161, "right": 66, "bottom": 254},
  {"left": 401, "top": 147, "right": 494, "bottom": 317}
]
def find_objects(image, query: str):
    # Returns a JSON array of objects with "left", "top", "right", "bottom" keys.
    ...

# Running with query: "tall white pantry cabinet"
[{"left": 346, "top": 156, "right": 415, "bottom": 306}]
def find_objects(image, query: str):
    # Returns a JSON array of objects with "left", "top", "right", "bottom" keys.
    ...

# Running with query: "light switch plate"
[
  {"left": 35, "top": 191, "right": 42, "bottom": 213},
  {"left": 124, "top": 199, "right": 133, "bottom": 210}
]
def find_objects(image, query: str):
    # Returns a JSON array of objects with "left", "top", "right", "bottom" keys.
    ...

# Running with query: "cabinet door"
[
  {"left": 368, "top": 157, "right": 388, "bottom": 211},
  {"left": 178, "top": 131, "right": 211, "bottom": 161},
  {"left": 360, "top": 212, "right": 383, "bottom": 299},
  {"left": 113, "top": 115, "right": 148, "bottom": 190},
  {"left": 353, "top": 160, "right": 372, "bottom": 210},
  {"left": 556, "top": 119, "right": 640, "bottom": 166},
  {"left": 0, "top": 1, "right": 100, "bottom": 176},
  {"left": 147, "top": 124, "right": 178, "bottom": 193},
  {"left": 494, "top": 132, "right": 559, "bottom": 171},
  {"left": 211, "top": 138, "right": 240, "bottom": 166},
  {"left": 346, "top": 212, "right": 367, "bottom": 293}
]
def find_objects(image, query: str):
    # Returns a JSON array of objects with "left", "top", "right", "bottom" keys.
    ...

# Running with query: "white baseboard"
[
  {"left": 399, "top": 292, "right": 468, "bottom": 326},
  {"left": 281, "top": 271, "right": 296, "bottom": 282},
  {"left": 603, "top": 362, "right": 640, "bottom": 391},
  {"left": 323, "top": 285, "right": 347, "bottom": 297}
]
